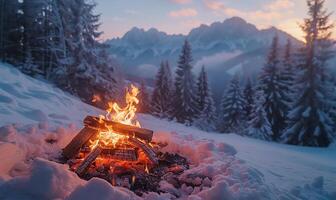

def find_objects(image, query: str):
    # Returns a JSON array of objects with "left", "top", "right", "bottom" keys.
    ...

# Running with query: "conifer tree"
[
  {"left": 171, "top": 40, "right": 198, "bottom": 125},
  {"left": 281, "top": 39, "right": 296, "bottom": 87},
  {"left": 219, "top": 74, "right": 245, "bottom": 133},
  {"left": 196, "top": 66, "right": 208, "bottom": 112},
  {"left": 194, "top": 66, "right": 217, "bottom": 131},
  {"left": 20, "top": 47, "right": 38, "bottom": 76},
  {"left": 138, "top": 81, "right": 151, "bottom": 113},
  {"left": 0, "top": 0, "right": 24, "bottom": 64},
  {"left": 151, "top": 60, "right": 173, "bottom": 118},
  {"left": 259, "top": 35, "right": 289, "bottom": 141},
  {"left": 243, "top": 78, "right": 254, "bottom": 121},
  {"left": 245, "top": 90, "right": 272, "bottom": 141},
  {"left": 278, "top": 38, "right": 296, "bottom": 112},
  {"left": 282, "top": 0, "right": 335, "bottom": 147}
]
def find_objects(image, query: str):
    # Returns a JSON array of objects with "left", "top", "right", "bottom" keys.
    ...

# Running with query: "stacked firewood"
[
  {"left": 63, "top": 116, "right": 157, "bottom": 176},
  {"left": 62, "top": 115, "right": 189, "bottom": 196}
]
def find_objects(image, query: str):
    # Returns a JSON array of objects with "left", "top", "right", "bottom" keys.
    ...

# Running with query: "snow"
[
  {"left": 0, "top": 63, "right": 100, "bottom": 128},
  {"left": 0, "top": 63, "right": 336, "bottom": 199},
  {"left": 140, "top": 115, "right": 336, "bottom": 196}
]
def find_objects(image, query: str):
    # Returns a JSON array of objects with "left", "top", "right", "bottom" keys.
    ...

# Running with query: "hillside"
[{"left": 0, "top": 63, "right": 335, "bottom": 199}]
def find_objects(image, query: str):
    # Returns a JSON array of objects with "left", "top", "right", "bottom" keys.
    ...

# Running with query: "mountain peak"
[{"left": 223, "top": 16, "right": 248, "bottom": 25}]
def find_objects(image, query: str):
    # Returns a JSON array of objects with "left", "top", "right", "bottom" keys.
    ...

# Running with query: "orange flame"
[
  {"left": 145, "top": 164, "right": 149, "bottom": 174},
  {"left": 90, "top": 84, "right": 141, "bottom": 149},
  {"left": 106, "top": 84, "right": 141, "bottom": 127}
]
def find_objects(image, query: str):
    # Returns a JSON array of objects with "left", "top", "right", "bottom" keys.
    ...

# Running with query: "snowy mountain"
[
  {"left": 0, "top": 63, "right": 335, "bottom": 199},
  {"left": 106, "top": 17, "right": 302, "bottom": 98}
]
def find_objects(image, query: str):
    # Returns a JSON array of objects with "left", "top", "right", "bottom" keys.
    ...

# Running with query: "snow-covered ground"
[{"left": 0, "top": 63, "right": 335, "bottom": 200}]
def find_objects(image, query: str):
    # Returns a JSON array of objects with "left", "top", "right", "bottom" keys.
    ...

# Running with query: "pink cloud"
[
  {"left": 170, "top": 0, "right": 192, "bottom": 4},
  {"left": 203, "top": 0, "right": 225, "bottom": 11},
  {"left": 202, "top": 0, "right": 292, "bottom": 26},
  {"left": 169, "top": 8, "right": 198, "bottom": 17},
  {"left": 265, "top": 0, "right": 295, "bottom": 11}
]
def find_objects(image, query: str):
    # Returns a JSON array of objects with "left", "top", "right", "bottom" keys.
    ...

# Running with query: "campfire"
[{"left": 62, "top": 85, "right": 188, "bottom": 194}]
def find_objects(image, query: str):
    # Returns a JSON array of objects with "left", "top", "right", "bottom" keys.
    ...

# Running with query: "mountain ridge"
[{"left": 105, "top": 17, "right": 303, "bottom": 100}]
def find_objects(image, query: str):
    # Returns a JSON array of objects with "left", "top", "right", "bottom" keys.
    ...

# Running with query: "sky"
[{"left": 95, "top": 0, "right": 336, "bottom": 41}]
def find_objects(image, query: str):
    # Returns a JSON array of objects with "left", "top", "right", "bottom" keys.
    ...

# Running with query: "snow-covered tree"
[
  {"left": 138, "top": 81, "right": 151, "bottom": 113},
  {"left": 196, "top": 66, "right": 209, "bottom": 112},
  {"left": 59, "top": 0, "right": 119, "bottom": 103},
  {"left": 194, "top": 66, "right": 217, "bottom": 131},
  {"left": 243, "top": 78, "right": 254, "bottom": 121},
  {"left": 278, "top": 38, "right": 296, "bottom": 114},
  {"left": 171, "top": 40, "right": 198, "bottom": 124},
  {"left": 1, "top": 0, "right": 119, "bottom": 105},
  {"left": 151, "top": 60, "right": 173, "bottom": 118},
  {"left": 219, "top": 74, "right": 246, "bottom": 133},
  {"left": 281, "top": 39, "right": 296, "bottom": 88},
  {"left": 282, "top": 0, "right": 335, "bottom": 147},
  {"left": 258, "top": 35, "right": 289, "bottom": 141},
  {"left": 245, "top": 90, "right": 272, "bottom": 141},
  {"left": 20, "top": 46, "right": 39, "bottom": 76},
  {"left": 0, "top": 0, "right": 25, "bottom": 64}
]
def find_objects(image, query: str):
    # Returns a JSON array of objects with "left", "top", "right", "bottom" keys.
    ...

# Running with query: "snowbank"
[{"left": 0, "top": 63, "right": 100, "bottom": 128}]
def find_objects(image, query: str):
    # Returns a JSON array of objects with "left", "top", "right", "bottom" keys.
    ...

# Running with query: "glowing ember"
[
  {"left": 91, "top": 94, "right": 101, "bottom": 103},
  {"left": 89, "top": 84, "right": 141, "bottom": 150}
]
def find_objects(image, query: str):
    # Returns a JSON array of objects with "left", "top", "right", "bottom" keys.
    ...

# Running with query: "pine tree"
[
  {"left": 138, "top": 81, "right": 151, "bottom": 113},
  {"left": 243, "top": 78, "right": 254, "bottom": 121},
  {"left": 282, "top": 0, "right": 335, "bottom": 147},
  {"left": 0, "top": 0, "right": 24, "bottom": 64},
  {"left": 281, "top": 39, "right": 296, "bottom": 87},
  {"left": 219, "top": 74, "right": 245, "bottom": 133},
  {"left": 20, "top": 46, "right": 39, "bottom": 76},
  {"left": 196, "top": 66, "right": 208, "bottom": 112},
  {"left": 194, "top": 95, "right": 217, "bottom": 131},
  {"left": 194, "top": 66, "right": 217, "bottom": 131},
  {"left": 151, "top": 60, "right": 173, "bottom": 118},
  {"left": 279, "top": 38, "right": 296, "bottom": 111},
  {"left": 259, "top": 35, "right": 289, "bottom": 141},
  {"left": 245, "top": 90, "right": 272, "bottom": 141},
  {"left": 62, "top": 0, "right": 119, "bottom": 103},
  {"left": 171, "top": 40, "right": 198, "bottom": 125}
]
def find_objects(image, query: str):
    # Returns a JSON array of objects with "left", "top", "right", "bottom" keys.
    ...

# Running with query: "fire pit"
[{"left": 62, "top": 85, "right": 189, "bottom": 195}]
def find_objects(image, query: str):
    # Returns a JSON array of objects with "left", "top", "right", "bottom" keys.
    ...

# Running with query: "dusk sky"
[{"left": 95, "top": 0, "right": 336, "bottom": 41}]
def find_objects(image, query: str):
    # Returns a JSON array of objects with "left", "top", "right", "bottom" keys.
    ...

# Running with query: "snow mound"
[
  {"left": 67, "top": 178, "right": 140, "bottom": 200},
  {"left": 0, "top": 63, "right": 100, "bottom": 127},
  {"left": 153, "top": 132, "right": 274, "bottom": 199},
  {"left": 0, "top": 158, "right": 84, "bottom": 200}
]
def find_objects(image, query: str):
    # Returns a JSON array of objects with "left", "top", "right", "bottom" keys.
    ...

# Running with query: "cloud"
[
  {"left": 264, "top": 0, "right": 295, "bottom": 11},
  {"left": 202, "top": 0, "right": 294, "bottom": 27},
  {"left": 170, "top": 0, "right": 192, "bottom": 4},
  {"left": 169, "top": 8, "right": 198, "bottom": 17}
]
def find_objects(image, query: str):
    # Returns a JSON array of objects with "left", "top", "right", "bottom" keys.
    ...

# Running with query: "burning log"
[
  {"left": 63, "top": 127, "right": 98, "bottom": 159},
  {"left": 84, "top": 116, "right": 153, "bottom": 142},
  {"left": 75, "top": 146, "right": 102, "bottom": 176},
  {"left": 101, "top": 148, "right": 138, "bottom": 161},
  {"left": 128, "top": 137, "right": 158, "bottom": 165}
]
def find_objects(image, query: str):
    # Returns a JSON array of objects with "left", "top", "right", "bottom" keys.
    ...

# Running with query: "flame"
[
  {"left": 106, "top": 84, "right": 141, "bottom": 127},
  {"left": 145, "top": 164, "right": 149, "bottom": 174},
  {"left": 89, "top": 84, "right": 141, "bottom": 149},
  {"left": 131, "top": 175, "right": 136, "bottom": 185}
]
